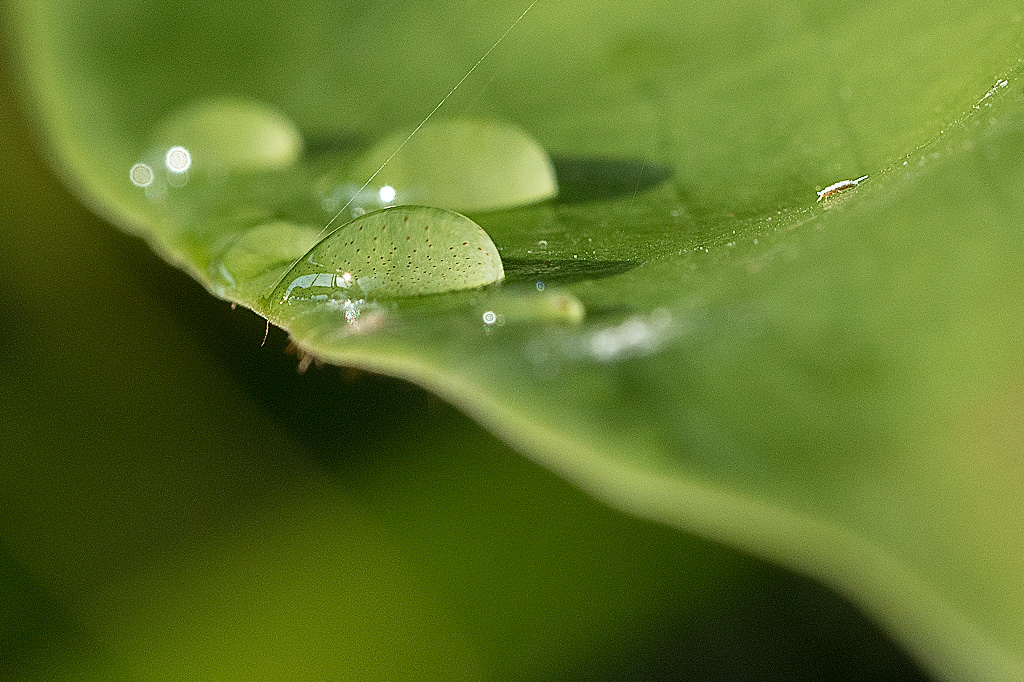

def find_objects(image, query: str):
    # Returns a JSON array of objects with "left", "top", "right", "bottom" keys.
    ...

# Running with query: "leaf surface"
[{"left": 8, "top": 0, "right": 1024, "bottom": 677}]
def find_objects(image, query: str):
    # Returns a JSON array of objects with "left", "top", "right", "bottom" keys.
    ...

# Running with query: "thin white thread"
[
  {"left": 315, "top": 0, "right": 540, "bottom": 240},
  {"left": 626, "top": 159, "right": 648, "bottom": 216},
  {"left": 462, "top": 69, "right": 502, "bottom": 117}
]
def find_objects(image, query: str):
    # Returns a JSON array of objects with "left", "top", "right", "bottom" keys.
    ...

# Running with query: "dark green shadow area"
[
  {"left": 551, "top": 156, "right": 674, "bottom": 204},
  {"left": 0, "top": 546, "right": 101, "bottom": 682},
  {"left": 302, "top": 130, "right": 372, "bottom": 158},
  {"left": 502, "top": 257, "right": 640, "bottom": 286}
]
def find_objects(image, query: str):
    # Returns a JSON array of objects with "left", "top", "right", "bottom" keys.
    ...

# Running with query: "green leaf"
[
  {"left": 0, "top": 93, "right": 746, "bottom": 680},
  {"left": 7, "top": 0, "right": 1024, "bottom": 678}
]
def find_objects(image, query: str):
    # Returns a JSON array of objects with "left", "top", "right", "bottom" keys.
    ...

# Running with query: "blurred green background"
[
  {"left": 7, "top": 0, "right": 1024, "bottom": 679},
  {"left": 0, "top": 18, "right": 931, "bottom": 680}
]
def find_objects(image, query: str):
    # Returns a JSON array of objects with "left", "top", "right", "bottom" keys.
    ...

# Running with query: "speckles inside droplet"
[{"left": 272, "top": 206, "right": 503, "bottom": 304}]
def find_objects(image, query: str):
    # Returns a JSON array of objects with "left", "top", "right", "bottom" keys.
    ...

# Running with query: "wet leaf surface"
[{"left": 7, "top": 0, "right": 1024, "bottom": 678}]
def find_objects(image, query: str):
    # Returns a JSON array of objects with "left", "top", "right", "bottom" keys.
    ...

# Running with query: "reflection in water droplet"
[
  {"left": 165, "top": 146, "right": 192, "bottom": 173},
  {"left": 346, "top": 118, "right": 558, "bottom": 213},
  {"left": 130, "top": 163, "right": 154, "bottom": 187},
  {"left": 271, "top": 205, "right": 503, "bottom": 304},
  {"left": 283, "top": 271, "right": 360, "bottom": 300},
  {"left": 482, "top": 310, "right": 498, "bottom": 326}
]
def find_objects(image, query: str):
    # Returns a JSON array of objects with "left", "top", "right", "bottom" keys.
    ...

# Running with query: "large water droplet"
[
  {"left": 345, "top": 118, "right": 557, "bottom": 213},
  {"left": 211, "top": 221, "right": 321, "bottom": 299},
  {"left": 152, "top": 96, "right": 303, "bottom": 173},
  {"left": 272, "top": 205, "right": 504, "bottom": 304}
]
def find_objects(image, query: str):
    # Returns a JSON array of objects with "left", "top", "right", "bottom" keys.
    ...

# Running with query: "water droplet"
[
  {"left": 129, "top": 163, "right": 154, "bottom": 187},
  {"left": 211, "top": 221, "right": 321, "bottom": 299},
  {"left": 482, "top": 310, "right": 498, "bottom": 325},
  {"left": 537, "top": 239, "right": 548, "bottom": 248},
  {"left": 151, "top": 96, "right": 303, "bottom": 173},
  {"left": 347, "top": 118, "right": 558, "bottom": 213},
  {"left": 165, "top": 146, "right": 192, "bottom": 173},
  {"left": 272, "top": 205, "right": 503, "bottom": 304},
  {"left": 480, "top": 289, "right": 585, "bottom": 327}
]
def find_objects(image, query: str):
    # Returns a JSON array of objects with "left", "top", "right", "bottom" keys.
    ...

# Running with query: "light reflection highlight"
[
  {"left": 165, "top": 146, "right": 192, "bottom": 173},
  {"left": 282, "top": 271, "right": 359, "bottom": 300},
  {"left": 129, "top": 163, "right": 154, "bottom": 187}
]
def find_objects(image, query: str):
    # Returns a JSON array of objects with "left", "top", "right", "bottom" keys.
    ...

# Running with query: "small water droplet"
[
  {"left": 165, "top": 146, "right": 192, "bottom": 173},
  {"left": 129, "top": 163, "right": 154, "bottom": 187},
  {"left": 480, "top": 290, "right": 585, "bottom": 327}
]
